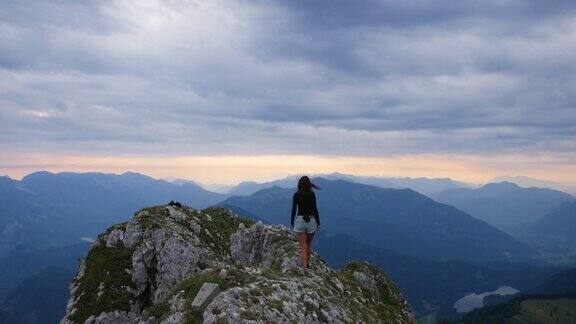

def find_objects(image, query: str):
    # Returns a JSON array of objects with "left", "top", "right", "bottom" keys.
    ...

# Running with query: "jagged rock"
[
  {"left": 61, "top": 205, "right": 415, "bottom": 324},
  {"left": 163, "top": 291, "right": 186, "bottom": 323},
  {"left": 105, "top": 229, "right": 124, "bottom": 247}
]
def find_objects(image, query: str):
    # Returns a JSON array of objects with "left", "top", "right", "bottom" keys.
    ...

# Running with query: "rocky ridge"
[{"left": 61, "top": 204, "right": 415, "bottom": 323}]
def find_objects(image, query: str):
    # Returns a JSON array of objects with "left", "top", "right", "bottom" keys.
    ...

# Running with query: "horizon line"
[{"left": 4, "top": 169, "right": 576, "bottom": 194}]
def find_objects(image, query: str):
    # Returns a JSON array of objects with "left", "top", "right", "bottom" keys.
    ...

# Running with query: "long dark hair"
[{"left": 297, "top": 175, "right": 320, "bottom": 192}]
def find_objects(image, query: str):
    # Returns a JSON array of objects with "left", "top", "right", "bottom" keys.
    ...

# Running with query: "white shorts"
[{"left": 293, "top": 215, "right": 317, "bottom": 234}]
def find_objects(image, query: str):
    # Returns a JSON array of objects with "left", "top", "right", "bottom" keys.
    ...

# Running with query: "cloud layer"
[{"left": 1, "top": 0, "right": 575, "bottom": 160}]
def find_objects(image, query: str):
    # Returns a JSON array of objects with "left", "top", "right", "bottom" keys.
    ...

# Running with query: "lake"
[{"left": 453, "top": 286, "right": 519, "bottom": 313}]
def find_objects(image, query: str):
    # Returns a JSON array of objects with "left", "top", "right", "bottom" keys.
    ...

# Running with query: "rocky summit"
[{"left": 61, "top": 204, "right": 415, "bottom": 324}]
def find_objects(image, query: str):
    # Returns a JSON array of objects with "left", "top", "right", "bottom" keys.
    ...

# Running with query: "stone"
[
  {"left": 105, "top": 229, "right": 125, "bottom": 247},
  {"left": 217, "top": 268, "right": 228, "bottom": 279},
  {"left": 191, "top": 282, "right": 221, "bottom": 312},
  {"left": 122, "top": 220, "right": 143, "bottom": 248},
  {"left": 167, "top": 206, "right": 187, "bottom": 222}
]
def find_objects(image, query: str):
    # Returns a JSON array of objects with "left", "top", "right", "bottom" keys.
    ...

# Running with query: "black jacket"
[{"left": 291, "top": 190, "right": 320, "bottom": 226}]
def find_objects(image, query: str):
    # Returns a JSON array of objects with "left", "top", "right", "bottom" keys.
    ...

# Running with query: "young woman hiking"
[{"left": 290, "top": 176, "right": 321, "bottom": 274}]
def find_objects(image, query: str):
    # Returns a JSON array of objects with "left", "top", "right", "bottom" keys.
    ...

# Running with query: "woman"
[{"left": 291, "top": 175, "right": 321, "bottom": 274}]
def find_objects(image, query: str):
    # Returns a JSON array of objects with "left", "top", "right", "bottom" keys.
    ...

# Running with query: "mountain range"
[
  {"left": 220, "top": 177, "right": 536, "bottom": 263},
  {"left": 491, "top": 176, "right": 576, "bottom": 195},
  {"left": 512, "top": 201, "right": 576, "bottom": 264},
  {"left": 222, "top": 172, "right": 471, "bottom": 197},
  {"left": 431, "top": 181, "right": 573, "bottom": 228},
  {"left": 0, "top": 171, "right": 226, "bottom": 258},
  {"left": 431, "top": 182, "right": 575, "bottom": 264},
  {"left": 534, "top": 200, "right": 576, "bottom": 246},
  {"left": 0, "top": 171, "right": 574, "bottom": 323}
]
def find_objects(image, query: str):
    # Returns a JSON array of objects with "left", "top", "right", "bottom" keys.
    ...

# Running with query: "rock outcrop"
[{"left": 61, "top": 204, "right": 415, "bottom": 323}]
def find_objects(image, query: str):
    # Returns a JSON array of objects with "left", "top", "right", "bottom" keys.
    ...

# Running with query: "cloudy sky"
[{"left": 1, "top": 0, "right": 575, "bottom": 185}]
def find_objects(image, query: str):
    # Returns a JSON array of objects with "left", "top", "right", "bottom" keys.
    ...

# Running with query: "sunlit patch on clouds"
[
  {"left": 0, "top": 0, "right": 575, "bottom": 185},
  {"left": 22, "top": 110, "right": 50, "bottom": 118}
]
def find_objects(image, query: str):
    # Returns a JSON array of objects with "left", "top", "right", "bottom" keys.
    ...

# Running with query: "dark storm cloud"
[
  {"left": 276, "top": 0, "right": 576, "bottom": 29},
  {"left": 0, "top": 0, "right": 575, "bottom": 157}
]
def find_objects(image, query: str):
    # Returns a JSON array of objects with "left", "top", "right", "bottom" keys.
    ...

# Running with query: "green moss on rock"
[
  {"left": 136, "top": 207, "right": 170, "bottom": 229},
  {"left": 241, "top": 309, "right": 259, "bottom": 320},
  {"left": 174, "top": 269, "right": 226, "bottom": 302},
  {"left": 338, "top": 260, "right": 408, "bottom": 322},
  {"left": 194, "top": 207, "right": 255, "bottom": 258},
  {"left": 70, "top": 244, "right": 135, "bottom": 323},
  {"left": 146, "top": 301, "right": 170, "bottom": 321},
  {"left": 166, "top": 266, "right": 256, "bottom": 323},
  {"left": 262, "top": 258, "right": 284, "bottom": 279}
]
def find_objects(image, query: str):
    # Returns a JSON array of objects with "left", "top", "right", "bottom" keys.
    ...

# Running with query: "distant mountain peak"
[
  {"left": 482, "top": 181, "right": 520, "bottom": 190},
  {"left": 491, "top": 175, "right": 576, "bottom": 195},
  {"left": 21, "top": 170, "right": 55, "bottom": 180},
  {"left": 120, "top": 171, "right": 147, "bottom": 176},
  {"left": 0, "top": 175, "right": 14, "bottom": 184}
]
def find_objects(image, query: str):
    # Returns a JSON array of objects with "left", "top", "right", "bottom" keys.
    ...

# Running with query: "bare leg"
[
  {"left": 306, "top": 231, "right": 315, "bottom": 268},
  {"left": 298, "top": 233, "right": 308, "bottom": 271}
]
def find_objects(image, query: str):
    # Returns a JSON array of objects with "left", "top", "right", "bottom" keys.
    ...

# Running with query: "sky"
[{"left": 1, "top": 0, "right": 575, "bottom": 185}]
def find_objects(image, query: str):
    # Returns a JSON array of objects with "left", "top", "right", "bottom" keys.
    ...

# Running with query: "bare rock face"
[{"left": 61, "top": 205, "right": 415, "bottom": 324}]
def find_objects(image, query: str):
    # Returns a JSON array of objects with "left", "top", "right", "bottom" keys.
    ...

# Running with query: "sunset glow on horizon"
[{"left": 2, "top": 153, "right": 575, "bottom": 188}]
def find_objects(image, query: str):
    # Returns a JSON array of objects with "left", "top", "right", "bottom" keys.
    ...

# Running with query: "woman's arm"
[
  {"left": 291, "top": 192, "right": 298, "bottom": 227},
  {"left": 313, "top": 192, "right": 320, "bottom": 226}
]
